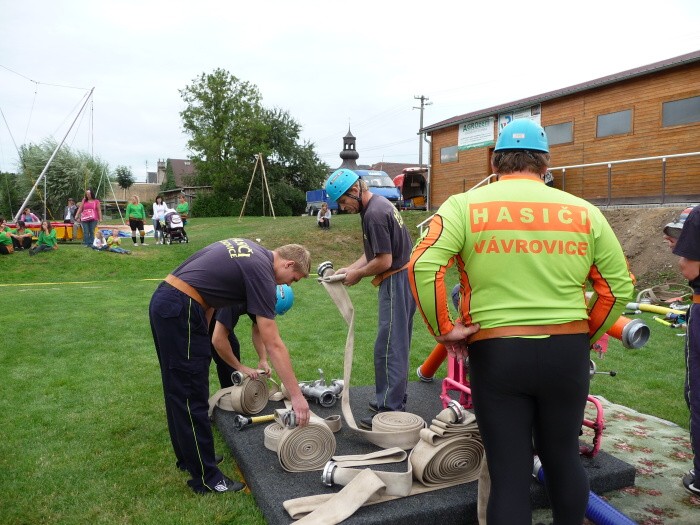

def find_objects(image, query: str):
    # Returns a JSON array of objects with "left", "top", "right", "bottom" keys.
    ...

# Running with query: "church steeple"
[{"left": 338, "top": 126, "right": 359, "bottom": 170}]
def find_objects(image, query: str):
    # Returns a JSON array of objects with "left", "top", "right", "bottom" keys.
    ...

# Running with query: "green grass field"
[{"left": 0, "top": 212, "right": 690, "bottom": 524}]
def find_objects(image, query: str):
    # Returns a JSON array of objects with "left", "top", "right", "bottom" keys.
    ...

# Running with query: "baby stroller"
[{"left": 162, "top": 211, "right": 188, "bottom": 244}]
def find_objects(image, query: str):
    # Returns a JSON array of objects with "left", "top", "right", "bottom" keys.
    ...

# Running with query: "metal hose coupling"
[
  {"left": 318, "top": 261, "right": 334, "bottom": 278},
  {"left": 447, "top": 399, "right": 465, "bottom": 423},
  {"left": 231, "top": 371, "right": 244, "bottom": 385},
  {"left": 322, "top": 460, "right": 338, "bottom": 486},
  {"left": 607, "top": 317, "right": 651, "bottom": 349},
  {"left": 281, "top": 409, "right": 297, "bottom": 429},
  {"left": 299, "top": 369, "right": 344, "bottom": 408}
]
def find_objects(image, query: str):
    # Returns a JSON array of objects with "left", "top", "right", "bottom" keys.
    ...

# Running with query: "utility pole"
[{"left": 413, "top": 95, "right": 432, "bottom": 168}]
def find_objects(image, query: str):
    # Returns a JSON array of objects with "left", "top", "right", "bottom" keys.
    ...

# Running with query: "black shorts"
[{"left": 129, "top": 219, "right": 145, "bottom": 231}]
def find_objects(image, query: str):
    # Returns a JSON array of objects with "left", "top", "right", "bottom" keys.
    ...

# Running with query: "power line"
[{"left": 0, "top": 64, "right": 89, "bottom": 90}]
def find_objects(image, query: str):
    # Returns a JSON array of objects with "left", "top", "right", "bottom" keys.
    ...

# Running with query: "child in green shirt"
[
  {"left": 29, "top": 221, "right": 58, "bottom": 256},
  {"left": 0, "top": 217, "right": 13, "bottom": 255}
]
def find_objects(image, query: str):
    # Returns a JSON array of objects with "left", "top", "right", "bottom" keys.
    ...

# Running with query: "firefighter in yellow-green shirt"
[{"left": 409, "top": 119, "right": 634, "bottom": 525}]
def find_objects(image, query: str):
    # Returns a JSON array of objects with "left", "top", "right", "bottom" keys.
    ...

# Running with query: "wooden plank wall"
[{"left": 428, "top": 63, "right": 700, "bottom": 208}]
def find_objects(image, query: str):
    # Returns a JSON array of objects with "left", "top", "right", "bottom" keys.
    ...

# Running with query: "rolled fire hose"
[
  {"left": 264, "top": 404, "right": 343, "bottom": 473},
  {"left": 317, "top": 266, "right": 425, "bottom": 450},
  {"left": 208, "top": 372, "right": 287, "bottom": 418},
  {"left": 268, "top": 409, "right": 336, "bottom": 472},
  {"left": 284, "top": 404, "right": 484, "bottom": 521}
]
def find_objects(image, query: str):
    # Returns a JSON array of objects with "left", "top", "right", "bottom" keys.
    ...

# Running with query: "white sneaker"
[{"left": 141, "top": 242, "right": 148, "bottom": 246}]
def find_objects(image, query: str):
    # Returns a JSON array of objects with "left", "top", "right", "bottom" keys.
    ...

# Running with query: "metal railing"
[
  {"left": 416, "top": 151, "right": 699, "bottom": 234},
  {"left": 417, "top": 174, "right": 497, "bottom": 235},
  {"left": 551, "top": 151, "right": 700, "bottom": 206}
]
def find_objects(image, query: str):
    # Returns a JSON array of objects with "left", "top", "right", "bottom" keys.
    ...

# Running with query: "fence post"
[
  {"left": 661, "top": 157, "right": 667, "bottom": 204},
  {"left": 562, "top": 168, "right": 566, "bottom": 192}
]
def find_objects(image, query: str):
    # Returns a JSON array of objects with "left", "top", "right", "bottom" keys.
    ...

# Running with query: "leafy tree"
[
  {"left": 0, "top": 171, "right": 22, "bottom": 219},
  {"left": 179, "top": 69, "right": 328, "bottom": 216},
  {"left": 115, "top": 165, "right": 135, "bottom": 200},
  {"left": 16, "top": 139, "right": 109, "bottom": 220}
]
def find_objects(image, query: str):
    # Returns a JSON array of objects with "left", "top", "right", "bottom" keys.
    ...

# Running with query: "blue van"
[{"left": 353, "top": 170, "right": 401, "bottom": 204}]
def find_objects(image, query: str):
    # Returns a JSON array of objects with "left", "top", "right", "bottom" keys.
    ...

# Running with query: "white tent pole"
[{"left": 13, "top": 87, "right": 94, "bottom": 223}]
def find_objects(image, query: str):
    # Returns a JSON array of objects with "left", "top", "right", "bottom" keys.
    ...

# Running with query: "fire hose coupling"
[
  {"left": 231, "top": 371, "right": 244, "bottom": 386},
  {"left": 230, "top": 369, "right": 268, "bottom": 386},
  {"left": 322, "top": 461, "right": 338, "bottom": 487},
  {"left": 447, "top": 399, "right": 465, "bottom": 424},
  {"left": 317, "top": 260, "right": 334, "bottom": 278},
  {"left": 281, "top": 409, "right": 297, "bottom": 429},
  {"left": 299, "top": 369, "right": 344, "bottom": 408}
]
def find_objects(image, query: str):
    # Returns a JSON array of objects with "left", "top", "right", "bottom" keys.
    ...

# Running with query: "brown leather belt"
[
  {"left": 467, "top": 319, "right": 590, "bottom": 344},
  {"left": 371, "top": 263, "right": 408, "bottom": 287},
  {"left": 694, "top": 294, "right": 700, "bottom": 304},
  {"left": 164, "top": 274, "right": 210, "bottom": 310}
]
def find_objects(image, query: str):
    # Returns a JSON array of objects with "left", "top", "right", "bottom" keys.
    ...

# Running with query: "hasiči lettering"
[
  {"left": 470, "top": 201, "right": 591, "bottom": 234},
  {"left": 219, "top": 238, "right": 253, "bottom": 258}
]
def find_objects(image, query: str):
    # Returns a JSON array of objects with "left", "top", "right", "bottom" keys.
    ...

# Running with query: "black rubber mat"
[{"left": 213, "top": 380, "right": 635, "bottom": 525}]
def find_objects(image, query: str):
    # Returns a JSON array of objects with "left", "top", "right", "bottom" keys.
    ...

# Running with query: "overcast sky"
[{"left": 1, "top": 0, "right": 699, "bottom": 182}]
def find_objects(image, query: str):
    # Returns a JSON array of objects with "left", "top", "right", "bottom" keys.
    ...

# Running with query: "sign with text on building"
[
  {"left": 498, "top": 105, "right": 541, "bottom": 131},
  {"left": 458, "top": 117, "right": 495, "bottom": 151}
]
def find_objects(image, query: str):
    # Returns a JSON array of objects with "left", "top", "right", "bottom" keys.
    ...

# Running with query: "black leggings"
[{"left": 468, "top": 334, "right": 591, "bottom": 525}]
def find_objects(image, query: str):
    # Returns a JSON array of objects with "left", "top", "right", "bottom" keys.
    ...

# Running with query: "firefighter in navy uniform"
[
  {"left": 210, "top": 284, "right": 294, "bottom": 388},
  {"left": 409, "top": 119, "right": 634, "bottom": 524},
  {"left": 149, "top": 240, "right": 310, "bottom": 495}
]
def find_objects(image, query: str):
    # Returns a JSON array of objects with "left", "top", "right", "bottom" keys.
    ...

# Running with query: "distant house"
[
  {"left": 105, "top": 158, "right": 211, "bottom": 217},
  {"left": 156, "top": 158, "right": 196, "bottom": 187}
]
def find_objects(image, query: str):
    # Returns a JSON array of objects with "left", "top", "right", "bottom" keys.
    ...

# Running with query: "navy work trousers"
[
  {"left": 149, "top": 283, "right": 223, "bottom": 492},
  {"left": 686, "top": 303, "right": 700, "bottom": 476},
  {"left": 374, "top": 270, "right": 416, "bottom": 411}
]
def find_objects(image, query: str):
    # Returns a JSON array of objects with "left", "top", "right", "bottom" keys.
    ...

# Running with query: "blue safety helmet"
[
  {"left": 275, "top": 284, "right": 294, "bottom": 315},
  {"left": 325, "top": 168, "right": 359, "bottom": 202},
  {"left": 495, "top": 119, "right": 549, "bottom": 153}
]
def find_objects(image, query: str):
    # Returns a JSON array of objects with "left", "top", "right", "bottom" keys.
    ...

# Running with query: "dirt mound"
[{"left": 602, "top": 206, "right": 690, "bottom": 289}]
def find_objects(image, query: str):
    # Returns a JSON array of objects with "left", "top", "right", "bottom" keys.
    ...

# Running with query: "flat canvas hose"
[
  {"left": 317, "top": 269, "right": 425, "bottom": 450},
  {"left": 281, "top": 267, "right": 485, "bottom": 524},
  {"left": 284, "top": 404, "right": 484, "bottom": 522}
]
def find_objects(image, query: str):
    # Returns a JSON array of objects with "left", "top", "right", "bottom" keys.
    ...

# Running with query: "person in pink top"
[{"left": 75, "top": 189, "right": 101, "bottom": 247}]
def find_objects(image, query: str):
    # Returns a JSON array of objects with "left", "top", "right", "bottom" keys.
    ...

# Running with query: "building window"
[
  {"left": 544, "top": 122, "right": 573, "bottom": 145},
  {"left": 663, "top": 96, "right": 700, "bottom": 127},
  {"left": 596, "top": 109, "right": 632, "bottom": 138},
  {"left": 441, "top": 145, "right": 458, "bottom": 163}
]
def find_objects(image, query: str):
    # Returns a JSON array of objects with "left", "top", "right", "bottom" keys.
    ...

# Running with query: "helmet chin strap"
[{"left": 344, "top": 185, "right": 364, "bottom": 212}]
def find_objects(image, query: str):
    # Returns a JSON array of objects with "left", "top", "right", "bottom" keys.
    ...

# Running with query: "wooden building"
[{"left": 423, "top": 50, "right": 700, "bottom": 209}]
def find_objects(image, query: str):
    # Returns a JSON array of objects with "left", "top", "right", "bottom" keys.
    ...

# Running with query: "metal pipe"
[
  {"left": 14, "top": 88, "right": 95, "bottom": 223},
  {"left": 661, "top": 157, "right": 667, "bottom": 204}
]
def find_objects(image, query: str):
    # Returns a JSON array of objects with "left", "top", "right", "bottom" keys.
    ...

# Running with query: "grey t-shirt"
[{"left": 360, "top": 194, "right": 413, "bottom": 271}]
